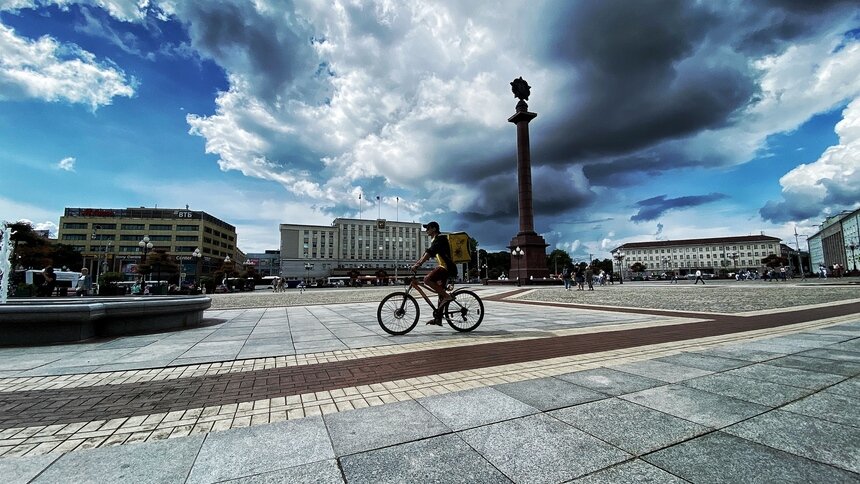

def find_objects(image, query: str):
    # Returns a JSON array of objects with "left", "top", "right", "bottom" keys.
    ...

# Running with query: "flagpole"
[{"left": 359, "top": 193, "right": 362, "bottom": 220}]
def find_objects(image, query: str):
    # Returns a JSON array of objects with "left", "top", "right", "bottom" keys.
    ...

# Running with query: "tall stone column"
[{"left": 507, "top": 78, "right": 549, "bottom": 282}]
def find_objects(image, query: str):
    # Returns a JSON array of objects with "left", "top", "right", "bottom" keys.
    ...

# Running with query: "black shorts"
[{"left": 424, "top": 267, "right": 449, "bottom": 286}]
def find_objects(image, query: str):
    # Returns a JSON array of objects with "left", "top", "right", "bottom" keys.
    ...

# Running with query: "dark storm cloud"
[
  {"left": 758, "top": 199, "right": 817, "bottom": 223},
  {"left": 177, "top": 0, "right": 319, "bottom": 102},
  {"left": 534, "top": 0, "right": 758, "bottom": 163},
  {"left": 514, "top": 0, "right": 857, "bottom": 187},
  {"left": 461, "top": 167, "right": 595, "bottom": 225},
  {"left": 631, "top": 193, "right": 728, "bottom": 222}
]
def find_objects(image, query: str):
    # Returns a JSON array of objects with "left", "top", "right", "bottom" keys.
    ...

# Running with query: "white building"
[
  {"left": 612, "top": 234, "right": 783, "bottom": 276},
  {"left": 279, "top": 218, "right": 430, "bottom": 280},
  {"left": 807, "top": 208, "right": 860, "bottom": 272}
]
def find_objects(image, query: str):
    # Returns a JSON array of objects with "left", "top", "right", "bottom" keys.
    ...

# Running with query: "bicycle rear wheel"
[
  {"left": 378, "top": 292, "right": 420, "bottom": 335},
  {"left": 442, "top": 290, "right": 484, "bottom": 332}
]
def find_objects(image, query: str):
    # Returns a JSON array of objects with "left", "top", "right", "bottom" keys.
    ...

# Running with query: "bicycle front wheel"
[
  {"left": 378, "top": 292, "right": 420, "bottom": 335},
  {"left": 443, "top": 290, "right": 484, "bottom": 332}
]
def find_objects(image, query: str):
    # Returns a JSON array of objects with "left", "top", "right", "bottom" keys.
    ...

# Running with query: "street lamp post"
[
  {"left": 849, "top": 242, "right": 858, "bottom": 273},
  {"left": 613, "top": 251, "right": 626, "bottom": 284},
  {"left": 304, "top": 262, "right": 313, "bottom": 284},
  {"left": 192, "top": 248, "right": 202, "bottom": 284},
  {"left": 482, "top": 263, "right": 487, "bottom": 280},
  {"left": 91, "top": 225, "right": 100, "bottom": 284},
  {"left": 138, "top": 236, "right": 153, "bottom": 289},
  {"left": 512, "top": 246, "right": 525, "bottom": 286},
  {"left": 729, "top": 251, "right": 739, "bottom": 272}
]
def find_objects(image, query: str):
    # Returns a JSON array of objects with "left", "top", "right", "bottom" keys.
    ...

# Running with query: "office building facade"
[
  {"left": 58, "top": 207, "right": 237, "bottom": 280},
  {"left": 612, "top": 234, "right": 783, "bottom": 276},
  {"left": 245, "top": 250, "right": 281, "bottom": 276},
  {"left": 807, "top": 207, "right": 860, "bottom": 272},
  {"left": 279, "top": 218, "right": 430, "bottom": 279}
]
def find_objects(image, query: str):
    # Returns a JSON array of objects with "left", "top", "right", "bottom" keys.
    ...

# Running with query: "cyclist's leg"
[{"left": 423, "top": 267, "right": 450, "bottom": 324}]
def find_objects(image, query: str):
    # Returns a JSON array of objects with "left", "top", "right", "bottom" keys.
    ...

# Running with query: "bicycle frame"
[{"left": 402, "top": 275, "right": 452, "bottom": 313}]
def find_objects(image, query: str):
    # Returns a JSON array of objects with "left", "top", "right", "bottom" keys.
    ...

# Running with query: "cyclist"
[{"left": 411, "top": 221, "right": 457, "bottom": 325}]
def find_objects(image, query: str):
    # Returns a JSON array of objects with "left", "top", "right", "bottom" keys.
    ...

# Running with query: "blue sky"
[{"left": 1, "top": 1, "right": 859, "bottom": 258}]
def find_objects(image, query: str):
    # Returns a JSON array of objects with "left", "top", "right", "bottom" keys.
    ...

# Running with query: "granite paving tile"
[
  {"left": 221, "top": 459, "right": 343, "bottom": 483},
  {"left": 643, "top": 431, "right": 859, "bottom": 483},
  {"left": 823, "top": 376, "right": 860, "bottom": 399},
  {"left": 571, "top": 459, "right": 687, "bottom": 483},
  {"left": 341, "top": 336, "right": 398, "bottom": 349},
  {"left": 797, "top": 347, "right": 860, "bottom": 363},
  {"left": 653, "top": 352, "right": 749, "bottom": 372},
  {"left": 765, "top": 354, "right": 860, "bottom": 376},
  {"left": 724, "top": 409, "right": 860, "bottom": 473},
  {"left": 459, "top": 413, "right": 630, "bottom": 484},
  {"left": 340, "top": 433, "right": 510, "bottom": 483},
  {"left": 493, "top": 376, "right": 608, "bottom": 411},
  {"left": 551, "top": 397, "right": 710, "bottom": 455},
  {"left": 686, "top": 346, "right": 784, "bottom": 363},
  {"left": 781, "top": 391, "right": 860, "bottom": 427},
  {"left": 32, "top": 434, "right": 204, "bottom": 484},
  {"left": 292, "top": 340, "right": 348, "bottom": 352},
  {"left": 417, "top": 387, "right": 540, "bottom": 431},
  {"left": 680, "top": 373, "right": 813, "bottom": 407},
  {"left": 0, "top": 355, "right": 64, "bottom": 372},
  {"left": 555, "top": 367, "right": 666, "bottom": 396},
  {"left": 324, "top": 400, "right": 450, "bottom": 457},
  {"left": 621, "top": 384, "right": 770, "bottom": 428},
  {"left": 0, "top": 454, "right": 60, "bottom": 484},
  {"left": 610, "top": 360, "right": 713, "bottom": 383},
  {"left": 726, "top": 363, "right": 844, "bottom": 390},
  {"left": 186, "top": 416, "right": 333, "bottom": 484}
]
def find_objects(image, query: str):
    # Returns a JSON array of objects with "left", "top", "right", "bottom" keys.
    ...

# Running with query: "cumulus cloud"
[
  {"left": 4, "top": 0, "right": 860, "bottom": 252},
  {"left": 56, "top": 156, "right": 76, "bottom": 171},
  {"left": 0, "top": 23, "right": 136, "bottom": 109},
  {"left": 631, "top": 193, "right": 729, "bottom": 222},
  {"left": 760, "top": 97, "right": 860, "bottom": 222}
]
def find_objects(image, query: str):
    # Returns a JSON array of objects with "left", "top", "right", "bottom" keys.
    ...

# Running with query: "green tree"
[
  {"left": 761, "top": 254, "right": 788, "bottom": 268},
  {"left": 630, "top": 262, "right": 647, "bottom": 273},
  {"left": 546, "top": 249, "right": 573, "bottom": 275},
  {"left": 136, "top": 249, "right": 180, "bottom": 282},
  {"left": 593, "top": 258, "right": 614, "bottom": 274},
  {"left": 7, "top": 221, "right": 82, "bottom": 270},
  {"left": 485, "top": 251, "right": 511, "bottom": 279}
]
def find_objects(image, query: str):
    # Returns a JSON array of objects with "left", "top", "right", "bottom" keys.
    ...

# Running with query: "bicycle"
[{"left": 377, "top": 271, "right": 484, "bottom": 335}]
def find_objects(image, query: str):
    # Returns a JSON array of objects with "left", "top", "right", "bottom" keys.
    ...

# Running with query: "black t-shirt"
[{"left": 425, "top": 235, "right": 458, "bottom": 277}]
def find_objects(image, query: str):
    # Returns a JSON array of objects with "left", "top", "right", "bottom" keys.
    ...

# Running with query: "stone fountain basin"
[{"left": 0, "top": 296, "right": 212, "bottom": 345}]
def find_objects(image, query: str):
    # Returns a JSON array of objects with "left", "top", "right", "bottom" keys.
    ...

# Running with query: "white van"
[{"left": 24, "top": 269, "right": 81, "bottom": 288}]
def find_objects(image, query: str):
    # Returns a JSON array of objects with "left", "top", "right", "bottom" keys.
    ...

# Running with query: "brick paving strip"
[{"left": 1, "top": 299, "right": 857, "bottom": 432}]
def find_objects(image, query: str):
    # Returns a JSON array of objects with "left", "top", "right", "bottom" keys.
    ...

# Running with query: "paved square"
[{"left": 1, "top": 285, "right": 858, "bottom": 482}]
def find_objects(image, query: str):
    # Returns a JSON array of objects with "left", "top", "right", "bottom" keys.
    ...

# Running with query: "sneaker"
[{"left": 425, "top": 319, "right": 442, "bottom": 326}]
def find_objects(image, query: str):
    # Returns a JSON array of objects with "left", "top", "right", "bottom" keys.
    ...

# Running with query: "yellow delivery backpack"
[{"left": 446, "top": 232, "right": 472, "bottom": 263}]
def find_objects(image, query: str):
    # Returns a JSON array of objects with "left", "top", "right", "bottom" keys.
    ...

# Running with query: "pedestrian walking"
[
  {"left": 694, "top": 269, "right": 705, "bottom": 285},
  {"left": 562, "top": 265, "right": 572, "bottom": 291}
]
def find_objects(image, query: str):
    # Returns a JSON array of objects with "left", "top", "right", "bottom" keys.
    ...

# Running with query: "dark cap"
[{"left": 422, "top": 221, "right": 440, "bottom": 230}]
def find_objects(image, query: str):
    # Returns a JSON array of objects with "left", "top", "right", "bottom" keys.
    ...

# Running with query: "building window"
[
  {"left": 149, "top": 235, "right": 172, "bottom": 241},
  {"left": 94, "top": 224, "right": 116, "bottom": 230},
  {"left": 62, "top": 234, "right": 87, "bottom": 240},
  {"left": 121, "top": 224, "right": 145, "bottom": 230},
  {"left": 63, "top": 223, "right": 88, "bottom": 229},
  {"left": 177, "top": 225, "right": 199, "bottom": 231},
  {"left": 149, "top": 224, "right": 172, "bottom": 231},
  {"left": 176, "top": 235, "right": 199, "bottom": 241}
]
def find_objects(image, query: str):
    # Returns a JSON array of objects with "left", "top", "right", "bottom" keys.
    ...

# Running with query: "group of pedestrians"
[{"left": 561, "top": 265, "right": 612, "bottom": 291}]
